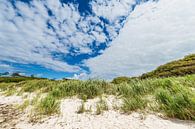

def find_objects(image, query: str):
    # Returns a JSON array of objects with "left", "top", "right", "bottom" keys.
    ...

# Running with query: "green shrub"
[{"left": 112, "top": 76, "right": 130, "bottom": 84}]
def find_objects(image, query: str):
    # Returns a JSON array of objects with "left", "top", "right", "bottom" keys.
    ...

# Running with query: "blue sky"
[{"left": 0, "top": 0, "right": 195, "bottom": 79}]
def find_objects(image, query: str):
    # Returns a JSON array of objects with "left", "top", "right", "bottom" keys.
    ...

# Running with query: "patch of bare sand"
[{"left": 0, "top": 94, "right": 194, "bottom": 129}]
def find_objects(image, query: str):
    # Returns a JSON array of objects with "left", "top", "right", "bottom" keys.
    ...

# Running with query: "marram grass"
[{"left": 0, "top": 75, "right": 194, "bottom": 120}]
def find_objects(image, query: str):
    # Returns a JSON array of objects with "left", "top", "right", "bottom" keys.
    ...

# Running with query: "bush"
[{"left": 112, "top": 76, "right": 130, "bottom": 84}]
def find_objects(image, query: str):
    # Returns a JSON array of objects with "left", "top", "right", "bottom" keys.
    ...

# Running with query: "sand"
[{"left": 0, "top": 94, "right": 194, "bottom": 129}]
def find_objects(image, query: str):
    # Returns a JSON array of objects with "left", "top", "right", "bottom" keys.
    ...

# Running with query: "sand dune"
[{"left": 0, "top": 94, "right": 194, "bottom": 129}]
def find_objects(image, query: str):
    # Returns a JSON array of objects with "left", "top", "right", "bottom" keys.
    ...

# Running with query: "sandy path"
[
  {"left": 0, "top": 95, "right": 194, "bottom": 129},
  {"left": 0, "top": 103, "right": 23, "bottom": 129}
]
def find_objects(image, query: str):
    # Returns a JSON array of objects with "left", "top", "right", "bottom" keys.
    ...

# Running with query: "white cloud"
[
  {"left": 71, "top": 73, "right": 88, "bottom": 80},
  {"left": 0, "top": 63, "right": 14, "bottom": 72},
  {"left": 92, "top": 0, "right": 135, "bottom": 21},
  {"left": 0, "top": 0, "right": 137, "bottom": 73},
  {"left": 85, "top": 0, "right": 195, "bottom": 79},
  {"left": 0, "top": 1, "right": 76, "bottom": 72}
]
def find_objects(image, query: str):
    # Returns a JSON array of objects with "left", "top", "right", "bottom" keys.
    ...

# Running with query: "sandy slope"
[{"left": 0, "top": 95, "right": 194, "bottom": 129}]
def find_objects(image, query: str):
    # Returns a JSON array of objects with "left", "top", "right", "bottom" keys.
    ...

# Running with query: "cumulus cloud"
[
  {"left": 85, "top": 0, "right": 195, "bottom": 79},
  {"left": 92, "top": 0, "right": 135, "bottom": 21},
  {"left": 0, "top": 0, "right": 138, "bottom": 74},
  {"left": 0, "top": 0, "right": 79, "bottom": 72}
]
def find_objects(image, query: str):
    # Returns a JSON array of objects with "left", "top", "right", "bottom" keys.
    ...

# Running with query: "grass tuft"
[
  {"left": 95, "top": 97, "right": 108, "bottom": 115},
  {"left": 121, "top": 96, "right": 147, "bottom": 113},
  {"left": 36, "top": 95, "right": 60, "bottom": 116},
  {"left": 155, "top": 87, "right": 195, "bottom": 120},
  {"left": 77, "top": 101, "right": 86, "bottom": 114}
]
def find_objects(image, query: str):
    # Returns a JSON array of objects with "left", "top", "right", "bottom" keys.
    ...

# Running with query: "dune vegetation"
[
  {"left": 141, "top": 54, "right": 195, "bottom": 79},
  {"left": 0, "top": 74, "right": 195, "bottom": 121}
]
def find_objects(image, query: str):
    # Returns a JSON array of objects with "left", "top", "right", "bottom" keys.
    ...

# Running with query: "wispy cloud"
[
  {"left": 0, "top": 63, "right": 14, "bottom": 72},
  {"left": 85, "top": 0, "right": 195, "bottom": 79}
]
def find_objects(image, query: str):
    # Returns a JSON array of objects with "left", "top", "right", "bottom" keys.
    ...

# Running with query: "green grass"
[
  {"left": 0, "top": 74, "right": 194, "bottom": 120},
  {"left": 0, "top": 76, "right": 44, "bottom": 83},
  {"left": 95, "top": 97, "right": 109, "bottom": 115},
  {"left": 155, "top": 87, "right": 195, "bottom": 120},
  {"left": 21, "top": 80, "right": 56, "bottom": 93},
  {"left": 35, "top": 95, "right": 60, "bottom": 116},
  {"left": 140, "top": 54, "right": 195, "bottom": 79},
  {"left": 77, "top": 101, "right": 86, "bottom": 114},
  {"left": 17, "top": 100, "right": 30, "bottom": 111},
  {"left": 121, "top": 96, "right": 147, "bottom": 113},
  {"left": 4, "top": 88, "right": 17, "bottom": 96},
  {"left": 48, "top": 80, "right": 113, "bottom": 99}
]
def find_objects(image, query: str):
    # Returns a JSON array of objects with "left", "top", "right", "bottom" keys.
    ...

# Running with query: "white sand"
[
  {"left": 0, "top": 94, "right": 194, "bottom": 129},
  {"left": 0, "top": 94, "right": 23, "bottom": 105}
]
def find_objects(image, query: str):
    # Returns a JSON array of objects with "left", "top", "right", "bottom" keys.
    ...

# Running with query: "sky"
[{"left": 0, "top": 0, "right": 195, "bottom": 80}]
